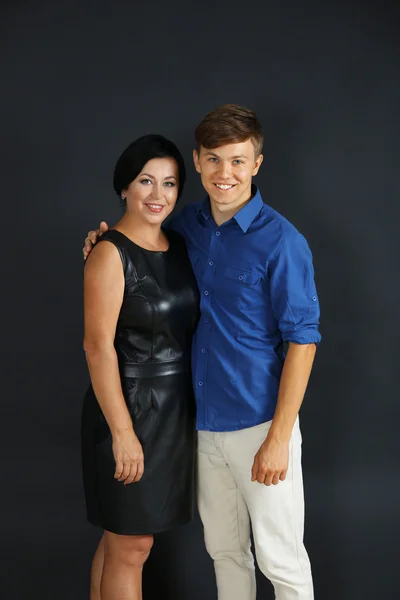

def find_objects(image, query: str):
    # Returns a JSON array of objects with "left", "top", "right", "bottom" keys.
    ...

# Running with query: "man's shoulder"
[
  {"left": 170, "top": 201, "right": 202, "bottom": 227},
  {"left": 167, "top": 201, "right": 202, "bottom": 240},
  {"left": 262, "top": 202, "right": 308, "bottom": 247},
  {"left": 177, "top": 201, "right": 203, "bottom": 220}
]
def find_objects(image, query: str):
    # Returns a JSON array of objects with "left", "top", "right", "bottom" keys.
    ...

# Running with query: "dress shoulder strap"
[{"left": 97, "top": 229, "right": 130, "bottom": 272}]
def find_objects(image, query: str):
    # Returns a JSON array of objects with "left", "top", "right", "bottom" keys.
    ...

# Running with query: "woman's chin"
[{"left": 128, "top": 209, "right": 167, "bottom": 225}]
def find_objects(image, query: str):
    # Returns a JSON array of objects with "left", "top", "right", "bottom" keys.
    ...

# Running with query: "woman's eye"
[
  {"left": 163, "top": 181, "right": 176, "bottom": 187},
  {"left": 140, "top": 179, "right": 152, "bottom": 185}
]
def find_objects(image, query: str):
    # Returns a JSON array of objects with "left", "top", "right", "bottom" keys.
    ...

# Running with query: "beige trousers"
[{"left": 197, "top": 418, "right": 314, "bottom": 600}]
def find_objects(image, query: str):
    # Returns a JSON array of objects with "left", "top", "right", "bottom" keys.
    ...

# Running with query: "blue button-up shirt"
[{"left": 170, "top": 186, "right": 321, "bottom": 432}]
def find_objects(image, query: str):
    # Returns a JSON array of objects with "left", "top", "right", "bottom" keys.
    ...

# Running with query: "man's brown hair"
[{"left": 195, "top": 104, "right": 264, "bottom": 156}]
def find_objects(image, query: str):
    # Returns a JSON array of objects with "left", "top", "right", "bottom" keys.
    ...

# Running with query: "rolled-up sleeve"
[{"left": 269, "top": 232, "right": 321, "bottom": 345}]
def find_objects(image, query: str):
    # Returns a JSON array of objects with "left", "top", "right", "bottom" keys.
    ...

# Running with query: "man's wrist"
[{"left": 267, "top": 421, "right": 293, "bottom": 444}]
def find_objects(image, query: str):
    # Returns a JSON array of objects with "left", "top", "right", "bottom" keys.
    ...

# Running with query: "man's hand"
[
  {"left": 83, "top": 221, "right": 109, "bottom": 260},
  {"left": 251, "top": 432, "right": 289, "bottom": 486}
]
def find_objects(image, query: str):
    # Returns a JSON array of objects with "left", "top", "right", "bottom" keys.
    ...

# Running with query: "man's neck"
[{"left": 210, "top": 190, "right": 254, "bottom": 226}]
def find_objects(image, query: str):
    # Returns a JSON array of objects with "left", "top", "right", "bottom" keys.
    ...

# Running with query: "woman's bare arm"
[{"left": 84, "top": 241, "right": 144, "bottom": 484}]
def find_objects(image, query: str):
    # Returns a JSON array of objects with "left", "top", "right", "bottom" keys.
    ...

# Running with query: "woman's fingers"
[
  {"left": 113, "top": 433, "right": 144, "bottom": 484},
  {"left": 115, "top": 455, "right": 144, "bottom": 485},
  {"left": 124, "top": 462, "right": 139, "bottom": 485},
  {"left": 117, "top": 461, "right": 131, "bottom": 482},
  {"left": 133, "top": 458, "right": 145, "bottom": 483},
  {"left": 114, "top": 458, "right": 124, "bottom": 480}
]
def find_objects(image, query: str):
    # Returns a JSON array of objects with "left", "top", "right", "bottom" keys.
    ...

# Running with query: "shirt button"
[
  {"left": 239, "top": 275, "right": 244, "bottom": 281},
  {"left": 198, "top": 381, "right": 204, "bottom": 386},
  {"left": 204, "top": 290, "right": 209, "bottom": 296},
  {"left": 215, "top": 231, "right": 220, "bottom": 236},
  {"left": 209, "top": 260, "right": 214, "bottom": 266},
  {"left": 312, "top": 296, "right": 317, "bottom": 301},
  {"left": 201, "top": 348, "right": 206, "bottom": 353},
  {"left": 204, "top": 317, "right": 210, "bottom": 323}
]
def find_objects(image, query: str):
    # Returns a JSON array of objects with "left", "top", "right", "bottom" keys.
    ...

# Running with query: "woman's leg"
[
  {"left": 90, "top": 534, "right": 105, "bottom": 600},
  {"left": 100, "top": 530, "right": 154, "bottom": 600}
]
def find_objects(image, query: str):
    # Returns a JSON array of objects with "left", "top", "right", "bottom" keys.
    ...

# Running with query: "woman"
[{"left": 82, "top": 134, "right": 199, "bottom": 600}]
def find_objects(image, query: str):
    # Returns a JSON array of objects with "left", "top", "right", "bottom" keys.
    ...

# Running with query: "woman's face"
[{"left": 122, "top": 157, "right": 179, "bottom": 225}]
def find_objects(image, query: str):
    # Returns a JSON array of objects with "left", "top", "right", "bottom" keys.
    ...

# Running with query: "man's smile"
[{"left": 214, "top": 183, "right": 237, "bottom": 190}]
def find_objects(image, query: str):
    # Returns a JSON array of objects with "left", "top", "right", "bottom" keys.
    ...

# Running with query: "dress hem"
[{"left": 87, "top": 514, "right": 193, "bottom": 536}]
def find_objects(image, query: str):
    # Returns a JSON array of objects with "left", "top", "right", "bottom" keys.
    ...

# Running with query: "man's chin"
[{"left": 209, "top": 196, "right": 240, "bottom": 211}]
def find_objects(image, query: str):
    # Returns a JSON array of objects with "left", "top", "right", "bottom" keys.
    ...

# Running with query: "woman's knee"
[{"left": 104, "top": 532, "right": 154, "bottom": 567}]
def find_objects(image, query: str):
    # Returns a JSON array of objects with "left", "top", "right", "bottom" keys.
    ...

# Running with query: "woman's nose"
[{"left": 151, "top": 184, "right": 163, "bottom": 199}]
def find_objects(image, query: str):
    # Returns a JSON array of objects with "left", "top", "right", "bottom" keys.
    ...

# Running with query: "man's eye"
[
  {"left": 208, "top": 157, "right": 217, "bottom": 162},
  {"left": 233, "top": 160, "right": 243, "bottom": 165}
]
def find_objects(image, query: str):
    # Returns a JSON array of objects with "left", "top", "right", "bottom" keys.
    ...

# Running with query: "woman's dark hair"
[{"left": 113, "top": 134, "right": 186, "bottom": 205}]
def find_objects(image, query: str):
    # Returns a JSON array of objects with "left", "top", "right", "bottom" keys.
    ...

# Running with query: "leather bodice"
[{"left": 98, "top": 229, "right": 200, "bottom": 365}]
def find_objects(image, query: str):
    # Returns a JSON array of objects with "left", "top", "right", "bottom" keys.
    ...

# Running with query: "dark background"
[{"left": 1, "top": 1, "right": 399, "bottom": 598}]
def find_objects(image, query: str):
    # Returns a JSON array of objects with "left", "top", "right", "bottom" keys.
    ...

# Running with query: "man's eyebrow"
[{"left": 203, "top": 152, "right": 248, "bottom": 160}]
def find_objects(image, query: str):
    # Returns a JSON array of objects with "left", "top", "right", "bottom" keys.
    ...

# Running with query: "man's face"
[{"left": 193, "top": 139, "right": 263, "bottom": 215}]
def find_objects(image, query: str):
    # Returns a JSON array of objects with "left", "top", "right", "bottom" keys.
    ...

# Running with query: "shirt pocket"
[
  {"left": 222, "top": 266, "right": 261, "bottom": 286},
  {"left": 220, "top": 265, "right": 262, "bottom": 309}
]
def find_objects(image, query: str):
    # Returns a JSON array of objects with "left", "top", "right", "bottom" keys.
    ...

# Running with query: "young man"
[{"left": 83, "top": 104, "right": 321, "bottom": 600}]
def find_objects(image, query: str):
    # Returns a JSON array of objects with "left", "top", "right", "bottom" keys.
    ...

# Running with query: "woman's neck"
[{"left": 114, "top": 215, "right": 168, "bottom": 251}]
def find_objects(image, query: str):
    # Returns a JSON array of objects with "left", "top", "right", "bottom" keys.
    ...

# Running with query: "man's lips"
[{"left": 214, "top": 183, "right": 237, "bottom": 190}]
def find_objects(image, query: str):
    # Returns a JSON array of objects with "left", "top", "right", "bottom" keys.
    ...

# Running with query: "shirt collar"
[{"left": 198, "top": 185, "right": 263, "bottom": 233}]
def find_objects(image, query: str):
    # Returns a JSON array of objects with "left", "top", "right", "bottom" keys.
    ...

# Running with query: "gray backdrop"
[{"left": 1, "top": 1, "right": 399, "bottom": 598}]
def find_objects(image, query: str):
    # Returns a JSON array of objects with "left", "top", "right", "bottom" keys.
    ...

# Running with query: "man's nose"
[{"left": 217, "top": 161, "right": 232, "bottom": 179}]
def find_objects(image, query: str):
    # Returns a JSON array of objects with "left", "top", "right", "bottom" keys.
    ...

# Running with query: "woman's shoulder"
[
  {"left": 85, "top": 231, "right": 127, "bottom": 274},
  {"left": 98, "top": 229, "right": 128, "bottom": 247}
]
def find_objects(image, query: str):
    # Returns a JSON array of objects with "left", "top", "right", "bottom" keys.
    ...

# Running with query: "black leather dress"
[{"left": 81, "top": 229, "right": 199, "bottom": 535}]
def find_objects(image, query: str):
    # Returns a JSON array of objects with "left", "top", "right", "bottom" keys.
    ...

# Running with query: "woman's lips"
[{"left": 145, "top": 203, "right": 164, "bottom": 213}]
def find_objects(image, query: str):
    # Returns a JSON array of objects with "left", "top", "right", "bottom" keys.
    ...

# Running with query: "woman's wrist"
[{"left": 111, "top": 424, "right": 135, "bottom": 438}]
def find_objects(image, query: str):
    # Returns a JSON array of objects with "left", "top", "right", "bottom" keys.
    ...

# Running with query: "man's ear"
[
  {"left": 193, "top": 149, "right": 201, "bottom": 174},
  {"left": 252, "top": 153, "right": 264, "bottom": 176}
]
